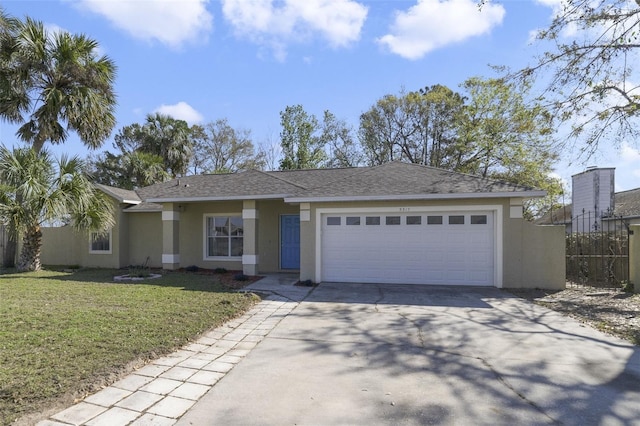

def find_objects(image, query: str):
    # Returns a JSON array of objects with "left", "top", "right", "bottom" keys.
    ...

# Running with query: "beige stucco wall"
[
  {"left": 503, "top": 217, "right": 565, "bottom": 290},
  {"left": 79, "top": 199, "right": 124, "bottom": 269},
  {"left": 41, "top": 200, "right": 128, "bottom": 269},
  {"left": 41, "top": 226, "right": 121, "bottom": 268},
  {"left": 127, "top": 212, "right": 162, "bottom": 268},
  {"left": 169, "top": 199, "right": 295, "bottom": 272},
  {"left": 521, "top": 224, "right": 565, "bottom": 289},
  {"left": 40, "top": 227, "right": 82, "bottom": 266},
  {"left": 257, "top": 200, "right": 299, "bottom": 272},
  {"left": 630, "top": 225, "right": 640, "bottom": 293},
  {"left": 174, "top": 201, "right": 244, "bottom": 270},
  {"left": 299, "top": 198, "right": 565, "bottom": 289},
  {"left": 40, "top": 194, "right": 567, "bottom": 290}
]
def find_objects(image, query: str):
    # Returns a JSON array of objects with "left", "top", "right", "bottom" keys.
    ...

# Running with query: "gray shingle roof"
[
  {"left": 136, "top": 161, "right": 543, "bottom": 204},
  {"left": 95, "top": 184, "right": 141, "bottom": 204},
  {"left": 285, "top": 162, "right": 538, "bottom": 201},
  {"left": 123, "top": 201, "right": 163, "bottom": 212},
  {"left": 614, "top": 188, "right": 640, "bottom": 218},
  {"left": 266, "top": 167, "right": 366, "bottom": 190},
  {"left": 142, "top": 169, "right": 306, "bottom": 201}
]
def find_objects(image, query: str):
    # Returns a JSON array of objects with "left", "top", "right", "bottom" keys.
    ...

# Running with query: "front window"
[
  {"left": 206, "top": 216, "right": 243, "bottom": 258},
  {"left": 90, "top": 230, "right": 111, "bottom": 254}
]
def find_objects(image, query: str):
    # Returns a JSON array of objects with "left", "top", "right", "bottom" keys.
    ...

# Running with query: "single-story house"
[{"left": 41, "top": 161, "right": 565, "bottom": 289}]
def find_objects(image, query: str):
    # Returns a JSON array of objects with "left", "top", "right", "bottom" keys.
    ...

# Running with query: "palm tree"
[
  {"left": 0, "top": 9, "right": 116, "bottom": 266},
  {"left": 0, "top": 147, "right": 114, "bottom": 271},
  {"left": 91, "top": 150, "right": 170, "bottom": 190},
  {"left": 0, "top": 13, "right": 117, "bottom": 154},
  {"left": 115, "top": 113, "right": 193, "bottom": 178}
]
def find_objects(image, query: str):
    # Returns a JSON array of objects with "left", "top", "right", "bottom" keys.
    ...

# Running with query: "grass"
[{"left": 0, "top": 268, "right": 260, "bottom": 425}]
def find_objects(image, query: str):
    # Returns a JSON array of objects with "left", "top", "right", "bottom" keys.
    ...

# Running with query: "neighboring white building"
[
  {"left": 572, "top": 167, "right": 616, "bottom": 232},
  {"left": 538, "top": 167, "right": 640, "bottom": 232}
]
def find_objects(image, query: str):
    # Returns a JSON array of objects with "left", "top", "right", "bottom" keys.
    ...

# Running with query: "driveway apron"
[{"left": 177, "top": 282, "right": 640, "bottom": 426}]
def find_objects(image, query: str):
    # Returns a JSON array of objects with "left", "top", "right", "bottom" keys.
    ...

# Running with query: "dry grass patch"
[{"left": 507, "top": 286, "right": 640, "bottom": 346}]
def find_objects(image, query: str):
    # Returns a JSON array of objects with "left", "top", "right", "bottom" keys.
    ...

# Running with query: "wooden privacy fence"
[{"left": 566, "top": 212, "right": 629, "bottom": 288}]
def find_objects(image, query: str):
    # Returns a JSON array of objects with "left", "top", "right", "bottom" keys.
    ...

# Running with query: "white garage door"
[{"left": 321, "top": 211, "right": 494, "bottom": 286}]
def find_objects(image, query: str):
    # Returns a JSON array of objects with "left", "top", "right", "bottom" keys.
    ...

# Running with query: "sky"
[{"left": 0, "top": 0, "right": 639, "bottom": 194}]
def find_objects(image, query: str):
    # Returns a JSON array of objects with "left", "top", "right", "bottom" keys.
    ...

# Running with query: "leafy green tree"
[
  {"left": 0, "top": 13, "right": 116, "bottom": 154},
  {"left": 501, "top": 0, "right": 640, "bottom": 156},
  {"left": 359, "top": 79, "right": 561, "bottom": 217},
  {"left": 455, "top": 77, "right": 562, "bottom": 217},
  {"left": 321, "top": 111, "right": 363, "bottom": 168},
  {"left": 0, "top": 147, "right": 114, "bottom": 271},
  {"left": 0, "top": 9, "right": 115, "bottom": 267},
  {"left": 359, "top": 87, "right": 463, "bottom": 166},
  {"left": 90, "top": 151, "right": 169, "bottom": 190},
  {"left": 114, "top": 113, "right": 193, "bottom": 178},
  {"left": 191, "top": 119, "right": 264, "bottom": 174},
  {"left": 279, "top": 105, "right": 327, "bottom": 170},
  {"left": 418, "top": 85, "right": 465, "bottom": 168}
]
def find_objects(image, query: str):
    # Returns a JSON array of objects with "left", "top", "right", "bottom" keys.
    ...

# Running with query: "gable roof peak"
[{"left": 94, "top": 183, "right": 141, "bottom": 205}]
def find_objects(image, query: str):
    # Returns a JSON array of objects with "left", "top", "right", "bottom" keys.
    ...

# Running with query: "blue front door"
[{"left": 280, "top": 215, "right": 300, "bottom": 269}]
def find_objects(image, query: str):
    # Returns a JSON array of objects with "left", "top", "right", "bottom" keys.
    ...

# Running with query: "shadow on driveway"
[{"left": 178, "top": 282, "right": 640, "bottom": 426}]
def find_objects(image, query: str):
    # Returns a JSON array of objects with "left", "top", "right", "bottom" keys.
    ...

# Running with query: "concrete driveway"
[{"left": 177, "top": 282, "right": 640, "bottom": 426}]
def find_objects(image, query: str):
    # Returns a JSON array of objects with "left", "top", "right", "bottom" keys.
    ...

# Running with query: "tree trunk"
[
  {"left": 3, "top": 234, "right": 16, "bottom": 268},
  {"left": 17, "top": 225, "right": 42, "bottom": 272}
]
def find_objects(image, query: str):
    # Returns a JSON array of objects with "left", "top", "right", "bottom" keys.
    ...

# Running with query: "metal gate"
[{"left": 566, "top": 211, "right": 629, "bottom": 288}]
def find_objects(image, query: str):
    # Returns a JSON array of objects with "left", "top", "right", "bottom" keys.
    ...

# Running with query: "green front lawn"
[{"left": 0, "top": 268, "right": 260, "bottom": 424}]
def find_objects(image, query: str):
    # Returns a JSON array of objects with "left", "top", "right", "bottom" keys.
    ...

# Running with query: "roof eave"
[
  {"left": 284, "top": 191, "right": 547, "bottom": 203},
  {"left": 123, "top": 208, "right": 162, "bottom": 213},
  {"left": 146, "top": 194, "right": 293, "bottom": 203},
  {"left": 95, "top": 185, "right": 142, "bottom": 205}
]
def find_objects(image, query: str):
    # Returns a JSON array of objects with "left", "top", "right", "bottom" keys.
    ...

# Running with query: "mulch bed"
[
  {"left": 506, "top": 286, "right": 640, "bottom": 346},
  {"left": 173, "top": 267, "right": 262, "bottom": 290}
]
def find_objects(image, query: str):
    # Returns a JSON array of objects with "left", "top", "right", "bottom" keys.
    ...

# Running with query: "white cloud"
[
  {"left": 377, "top": 0, "right": 505, "bottom": 60},
  {"left": 154, "top": 102, "right": 204, "bottom": 124},
  {"left": 75, "top": 0, "right": 213, "bottom": 49},
  {"left": 221, "top": 0, "right": 368, "bottom": 60},
  {"left": 534, "top": 0, "right": 562, "bottom": 6},
  {"left": 620, "top": 142, "right": 640, "bottom": 163},
  {"left": 44, "top": 23, "right": 67, "bottom": 37}
]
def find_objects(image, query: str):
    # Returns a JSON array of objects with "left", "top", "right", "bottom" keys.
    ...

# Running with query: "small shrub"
[
  {"left": 184, "top": 265, "right": 200, "bottom": 272},
  {"left": 128, "top": 264, "right": 151, "bottom": 278},
  {"left": 233, "top": 273, "right": 249, "bottom": 281},
  {"left": 297, "top": 279, "right": 315, "bottom": 287},
  {"left": 622, "top": 281, "right": 635, "bottom": 293},
  {"left": 214, "top": 267, "right": 228, "bottom": 274}
]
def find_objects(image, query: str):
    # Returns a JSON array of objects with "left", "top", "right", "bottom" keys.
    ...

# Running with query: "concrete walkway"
[{"left": 37, "top": 274, "right": 309, "bottom": 426}]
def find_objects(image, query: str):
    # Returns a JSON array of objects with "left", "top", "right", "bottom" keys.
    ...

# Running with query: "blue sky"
[{"left": 1, "top": 0, "right": 639, "bottom": 192}]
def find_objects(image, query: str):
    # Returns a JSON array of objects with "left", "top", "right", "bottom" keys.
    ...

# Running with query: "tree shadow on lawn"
[
  {"left": 261, "top": 283, "right": 640, "bottom": 425},
  {"left": 0, "top": 267, "right": 263, "bottom": 294}
]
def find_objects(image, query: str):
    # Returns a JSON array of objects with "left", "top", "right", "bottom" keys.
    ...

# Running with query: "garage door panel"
[{"left": 321, "top": 211, "right": 495, "bottom": 286}]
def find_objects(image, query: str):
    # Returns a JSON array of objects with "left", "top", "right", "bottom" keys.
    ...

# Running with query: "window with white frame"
[
  {"left": 89, "top": 230, "right": 111, "bottom": 254},
  {"left": 205, "top": 215, "right": 243, "bottom": 258}
]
